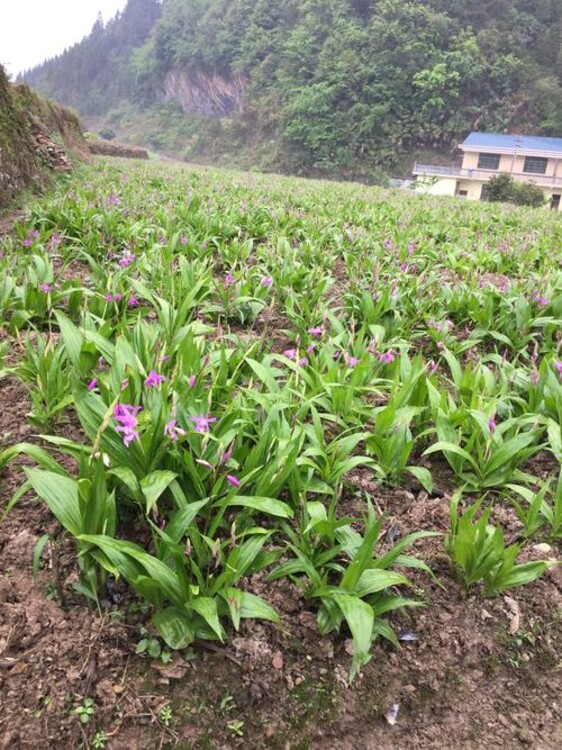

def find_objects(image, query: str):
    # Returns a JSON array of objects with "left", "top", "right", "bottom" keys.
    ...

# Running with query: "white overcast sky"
[{"left": 1, "top": 1, "right": 128, "bottom": 77}]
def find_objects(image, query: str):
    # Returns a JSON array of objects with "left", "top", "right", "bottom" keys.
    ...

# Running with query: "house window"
[
  {"left": 480, "top": 184, "right": 491, "bottom": 201},
  {"left": 551, "top": 194, "right": 561, "bottom": 210},
  {"left": 477, "top": 153, "right": 501, "bottom": 170},
  {"left": 523, "top": 156, "right": 548, "bottom": 174}
]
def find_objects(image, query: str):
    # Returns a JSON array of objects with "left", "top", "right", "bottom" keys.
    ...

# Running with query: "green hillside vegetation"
[
  {"left": 0, "top": 65, "right": 88, "bottom": 207},
  {"left": 22, "top": 0, "right": 562, "bottom": 179}
]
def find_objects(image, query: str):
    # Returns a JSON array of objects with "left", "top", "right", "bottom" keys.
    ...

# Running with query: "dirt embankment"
[
  {"left": 0, "top": 65, "right": 89, "bottom": 208},
  {"left": 88, "top": 140, "right": 149, "bottom": 159}
]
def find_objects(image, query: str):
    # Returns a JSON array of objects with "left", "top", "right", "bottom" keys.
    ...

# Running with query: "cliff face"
[
  {"left": 162, "top": 69, "right": 245, "bottom": 116},
  {"left": 0, "top": 66, "right": 88, "bottom": 207}
]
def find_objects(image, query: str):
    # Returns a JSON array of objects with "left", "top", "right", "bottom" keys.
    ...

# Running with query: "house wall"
[
  {"left": 457, "top": 180, "right": 484, "bottom": 200},
  {"left": 456, "top": 179, "right": 562, "bottom": 211},
  {"left": 461, "top": 151, "right": 562, "bottom": 177},
  {"left": 415, "top": 177, "right": 457, "bottom": 196}
]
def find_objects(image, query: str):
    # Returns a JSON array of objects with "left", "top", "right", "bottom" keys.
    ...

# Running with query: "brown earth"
[
  {"left": 88, "top": 141, "right": 149, "bottom": 160},
  {"left": 0, "top": 365, "right": 561, "bottom": 749}
]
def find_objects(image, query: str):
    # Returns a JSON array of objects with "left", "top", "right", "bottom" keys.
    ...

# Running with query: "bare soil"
[{"left": 1, "top": 368, "right": 561, "bottom": 750}]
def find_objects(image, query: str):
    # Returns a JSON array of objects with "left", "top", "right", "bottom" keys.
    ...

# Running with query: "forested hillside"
[{"left": 22, "top": 0, "right": 562, "bottom": 179}]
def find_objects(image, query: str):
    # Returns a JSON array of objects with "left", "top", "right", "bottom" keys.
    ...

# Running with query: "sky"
[{"left": 0, "top": 0, "right": 128, "bottom": 78}]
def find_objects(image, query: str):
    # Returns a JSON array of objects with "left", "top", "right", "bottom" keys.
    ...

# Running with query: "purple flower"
[
  {"left": 104, "top": 293, "right": 114, "bottom": 302},
  {"left": 428, "top": 360, "right": 438, "bottom": 374},
  {"left": 23, "top": 238, "right": 33, "bottom": 247},
  {"left": 531, "top": 368, "right": 539, "bottom": 386},
  {"left": 180, "top": 235, "right": 188, "bottom": 246},
  {"left": 107, "top": 192, "right": 120, "bottom": 206},
  {"left": 87, "top": 378, "right": 98, "bottom": 391},
  {"left": 554, "top": 361, "right": 562, "bottom": 379},
  {"left": 488, "top": 416, "right": 496, "bottom": 434},
  {"left": 190, "top": 415, "right": 217, "bottom": 433},
  {"left": 114, "top": 403, "right": 141, "bottom": 447},
  {"left": 378, "top": 350, "right": 398, "bottom": 365},
  {"left": 164, "top": 419, "right": 186, "bottom": 442},
  {"left": 50, "top": 233, "right": 61, "bottom": 246},
  {"left": 128, "top": 296, "right": 139, "bottom": 307},
  {"left": 308, "top": 326, "right": 323, "bottom": 338},
  {"left": 224, "top": 273, "right": 234, "bottom": 286},
  {"left": 298, "top": 357, "right": 309, "bottom": 367},
  {"left": 226, "top": 474, "right": 240, "bottom": 488},
  {"left": 188, "top": 374, "right": 196, "bottom": 388},
  {"left": 307, "top": 344, "right": 315, "bottom": 355},
  {"left": 118, "top": 253, "right": 136, "bottom": 268},
  {"left": 346, "top": 355, "right": 359, "bottom": 369},
  {"left": 115, "top": 292, "right": 123, "bottom": 302},
  {"left": 283, "top": 348, "right": 296, "bottom": 360},
  {"left": 144, "top": 370, "right": 166, "bottom": 388},
  {"left": 261, "top": 276, "right": 273, "bottom": 287},
  {"left": 220, "top": 443, "right": 234, "bottom": 465},
  {"left": 39, "top": 283, "right": 52, "bottom": 294}
]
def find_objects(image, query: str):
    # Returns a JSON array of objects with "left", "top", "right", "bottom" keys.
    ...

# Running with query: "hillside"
[
  {"left": 0, "top": 65, "right": 88, "bottom": 208},
  {"left": 22, "top": 0, "right": 562, "bottom": 180}
]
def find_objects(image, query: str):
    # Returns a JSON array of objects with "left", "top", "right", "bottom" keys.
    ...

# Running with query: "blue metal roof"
[{"left": 462, "top": 132, "right": 562, "bottom": 153}]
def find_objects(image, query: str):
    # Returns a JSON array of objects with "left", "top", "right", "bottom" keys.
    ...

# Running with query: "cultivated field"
[{"left": 0, "top": 159, "right": 561, "bottom": 749}]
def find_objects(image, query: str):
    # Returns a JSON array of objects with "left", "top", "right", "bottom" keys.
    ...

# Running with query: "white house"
[{"left": 413, "top": 132, "right": 562, "bottom": 210}]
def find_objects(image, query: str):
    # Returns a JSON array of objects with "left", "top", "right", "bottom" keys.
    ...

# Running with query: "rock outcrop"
[{"left": 162, "top": 68, "right": 245, "bottom": 116}]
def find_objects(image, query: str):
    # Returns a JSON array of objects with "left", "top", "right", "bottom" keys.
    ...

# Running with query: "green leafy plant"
[
  {"left": 269, "top": 501, "right": 437, "bottom": 680},
  {"left": 445, "top": 492, "right": 554, "bottom": 596}
]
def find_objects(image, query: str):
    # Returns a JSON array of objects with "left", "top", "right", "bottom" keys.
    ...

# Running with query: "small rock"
[
  {"left": 384, "top": 703, "right": 400, "bottom": 726},
  {"left": 532, "top": 543, "right": 552, "bottom": 557},
  {"left": 272, "top": 651, "right": 284, "bottom": 670}
]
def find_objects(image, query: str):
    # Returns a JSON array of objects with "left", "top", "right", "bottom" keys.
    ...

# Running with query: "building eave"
[{"left": 459, "top": 145, "right": 562, "bottom": 159}]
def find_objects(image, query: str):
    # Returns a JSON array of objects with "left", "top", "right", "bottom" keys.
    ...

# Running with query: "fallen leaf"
[
  {"left": 151, "top": 654, "right": 189, "bottom": 680},
  {"left": 504, "top": 595, "right": 521, "bottom": 635}
]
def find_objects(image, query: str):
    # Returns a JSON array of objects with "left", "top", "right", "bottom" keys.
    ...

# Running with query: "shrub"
[
  {"left": 99, "top": 128, "right": 116, "bottom": 141},
  {"left": 487, "top": 173, "right": 545, "bottom": 208}
]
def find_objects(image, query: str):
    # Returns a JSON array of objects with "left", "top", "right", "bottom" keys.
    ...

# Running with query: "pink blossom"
[
  {"left": 261, "top": 276, "right": 273, "bottom": 287},
  {"left": 224, "top": 273, "right": 234, "bottom": 286},
  {"left": 87, "top": 378, "right": 98, "bottom": 391},
  {"left": 531, "top": 368, "right": 539, "bottom": 386},
  {"left": 114, "top": 404, "right": 141, "bottom": 447},
  {"left": 283, "top": 348, "right": 296, "bottom": 360},
  {"left": 188, "top": 375, "right": 196, "bottom": 388},
  {"left": 308, "top": 326, "right": 323, "bottom": 338},
  {"left": 144, "top": 370, "right": 166, "bottom": 388},
  {"left": 378, "top": 350, "right": 398, "bottom": 365},
  {"left": 118, "top": 252, "right": 136, "bottom": 268},
  {"left": 220, "top": 443, "right": 234, "bottom": 465},
  {"left": 226, "top": 474, "right": 240, "bottom": 488},
  {"left": 164, "top": 419, "right": 186, "bottom": 442},
  {"left": 39, "top": 283, "right": 52, "bottom": 293},
  {"left": 190, "top": 415, "right": 217, "bottom": 433}
]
